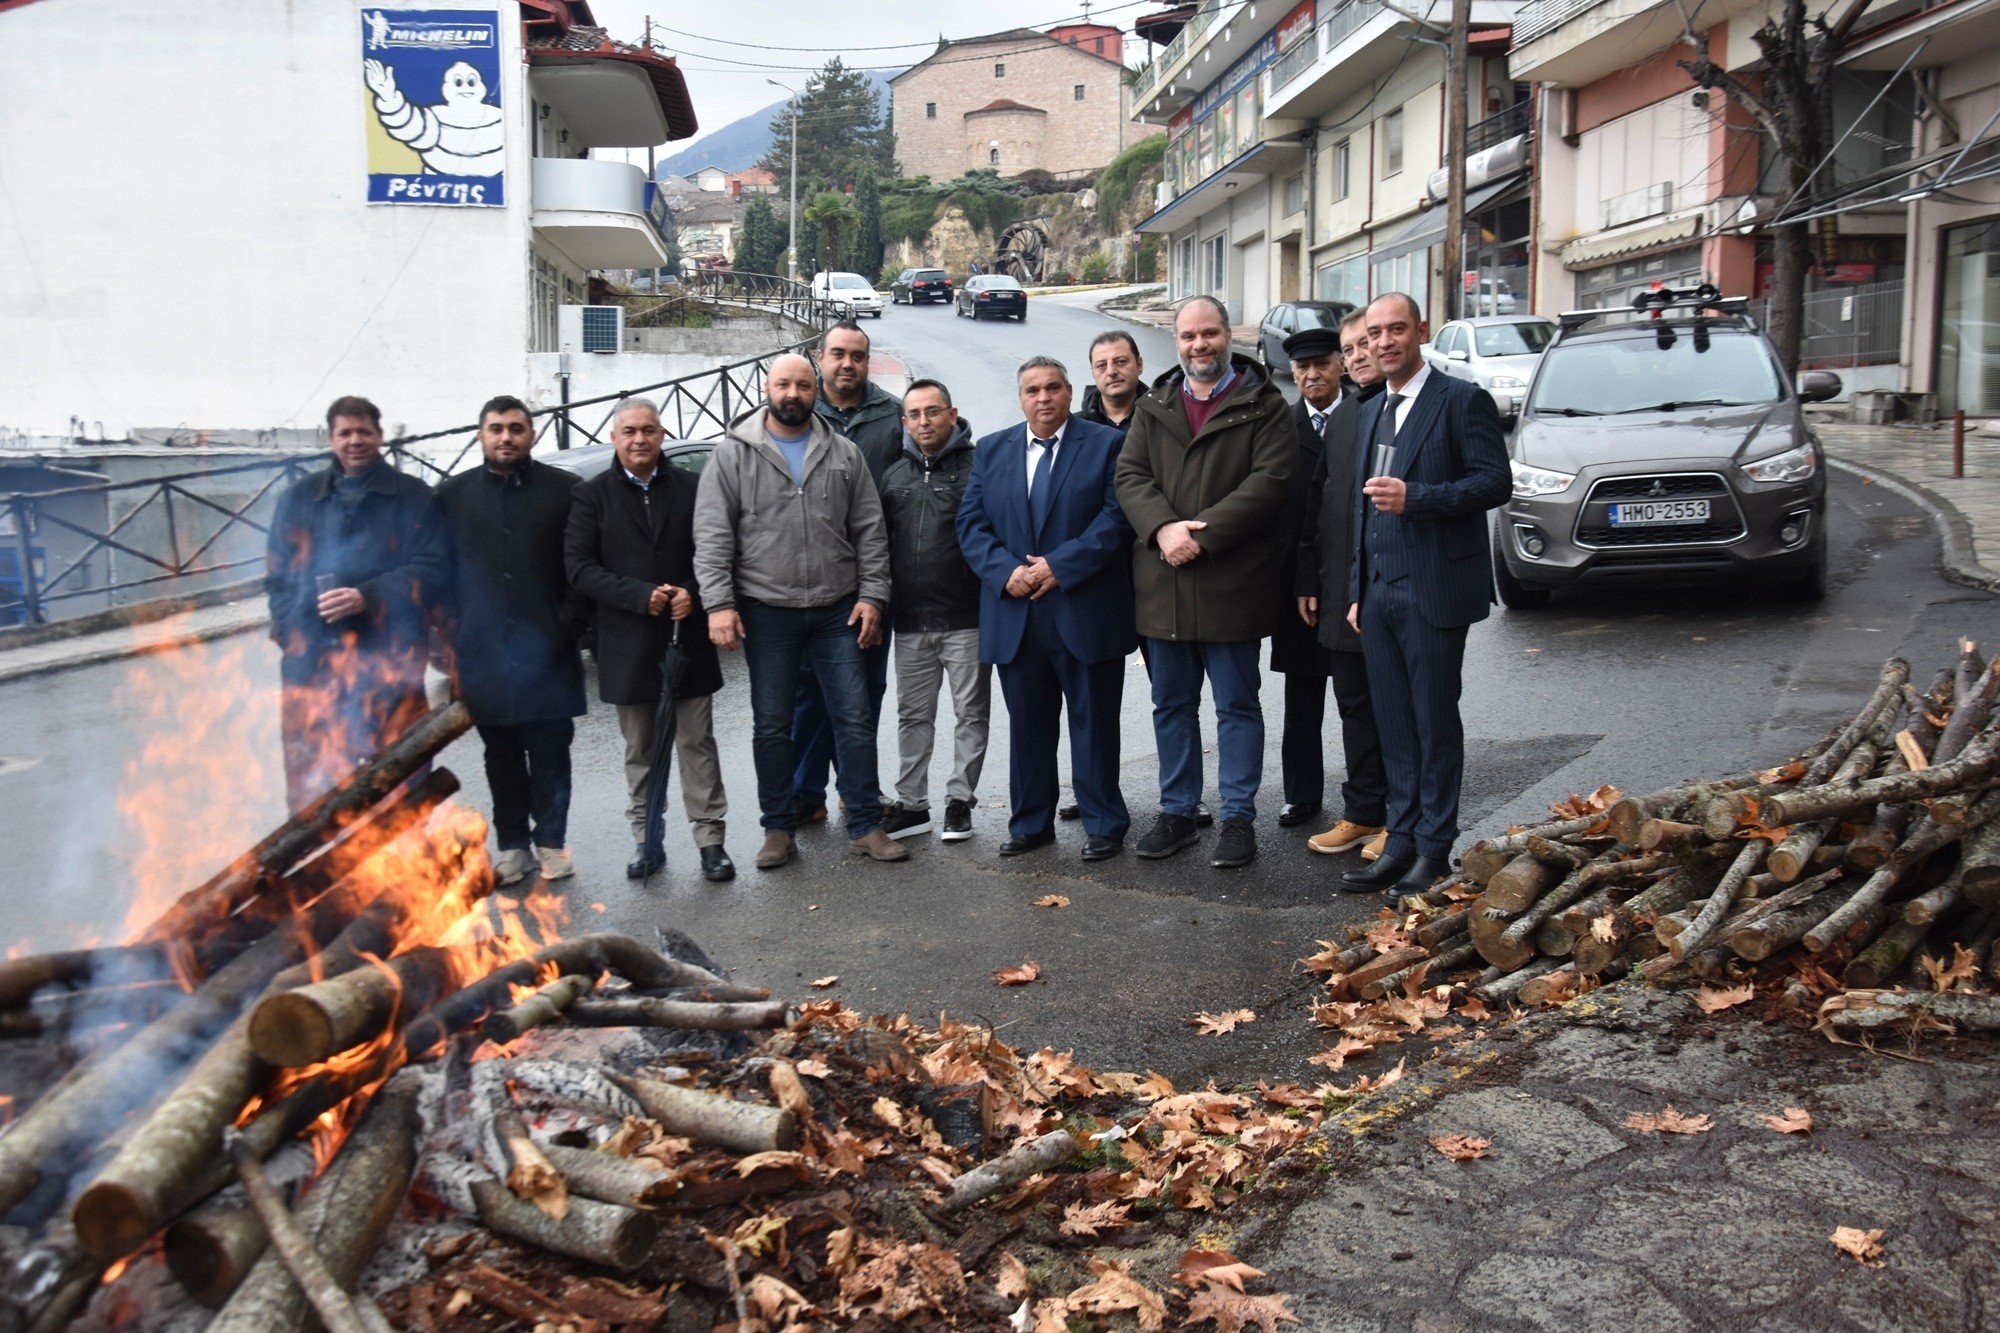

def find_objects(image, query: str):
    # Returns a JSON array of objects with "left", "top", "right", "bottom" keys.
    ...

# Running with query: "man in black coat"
[
  {"left": 564, "top": 398, "right": 733, "bottom": 883},
  {"left": 1293, "top": 315, "right": 1389, "bottom": 864},
  {"left": 265, "top": 395, "right": 447, "bottom": 812},
  {"left": 1270, "top": 329, "right": 1336, "bottom": 829},
  {"left": 436, "top": 395, "right": 587, "bottom": 886}
]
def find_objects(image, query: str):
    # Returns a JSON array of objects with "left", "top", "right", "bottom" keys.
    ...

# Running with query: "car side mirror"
[
  {"left": 1447, "top": 348, "right": 1470, "bottom": 362},
  {"left": 1798, "top": 371, "right": 1842, "bottom": 403}
]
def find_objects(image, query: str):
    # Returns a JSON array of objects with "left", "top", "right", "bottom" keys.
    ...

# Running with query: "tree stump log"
[
  {"left": 164, "top": 1203, "right": 268, "bottom": 1308},
  {"left": 609, "top": 1073, "right": 798, "bottom": 1155},
  {"left": 1843, "top": 919, "right": 1929, "bottom": 988}
]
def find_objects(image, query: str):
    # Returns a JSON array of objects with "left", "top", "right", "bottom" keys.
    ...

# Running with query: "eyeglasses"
[{"left": 902, "top": 407, "right": 952, "bottom": 421}]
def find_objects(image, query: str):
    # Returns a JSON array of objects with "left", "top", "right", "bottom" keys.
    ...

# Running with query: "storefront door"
[{"left": 1940, "top": 219, "right": 2000, "bottom": 416}]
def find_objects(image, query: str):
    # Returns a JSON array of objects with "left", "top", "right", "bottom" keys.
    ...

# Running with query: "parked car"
[
  {"left": 890, "top": 267, "right": 954, "bottom": 305},
  {"left": 1467, "top": 278, "right": 1518, "bottom": 315},
  {"left": 1493, "top": 288, "right": 1839, "bottom": 609},
  {"left": 957, "top": 274, "right": 1027, "bottom": 322},
  {"left": 810, "top": 270, "right": 883, "bottom": 318},
  {"left": 1257, "top": 300, "right": 1356, "bottom": 377},
  {"left": 1422, "top": 315, "right": 1556, "bottom": 420}
]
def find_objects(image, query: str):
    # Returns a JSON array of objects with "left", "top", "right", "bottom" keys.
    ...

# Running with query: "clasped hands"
[
  {"left": 1005, "top": 555, "right": 1061, "bottom": 601},
  {"left": 1154, "top": 519, "right": 1206, "bottom": 567},
  {"left": 646, "top": 584, "right": 694, "bottom": 620}
]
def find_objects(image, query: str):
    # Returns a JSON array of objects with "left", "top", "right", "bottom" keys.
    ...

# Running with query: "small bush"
[{"left": 1080, "top": 252, "right": 1112, "bottom": 283}]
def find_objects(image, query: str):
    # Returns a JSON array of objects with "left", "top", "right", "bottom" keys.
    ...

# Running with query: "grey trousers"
[
  {"left": 616, "top": 693, "right": 727, "bottom": 849},
  {"left": 893, "top": 628, "right": 991, "bottom": 809}
]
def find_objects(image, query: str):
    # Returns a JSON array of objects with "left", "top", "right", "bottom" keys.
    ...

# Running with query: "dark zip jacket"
[
  {"left": 879, "top": 420, "right": 980, "bottom": 633},
  {"left": 814, "top": 379, "right": 904, "bottom": 487}
]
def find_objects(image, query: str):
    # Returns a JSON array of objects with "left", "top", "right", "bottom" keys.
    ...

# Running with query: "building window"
[
  {"left": 1075, "top": 84, "right": 1086, "bottom": 101},
  {"left": 1205, "top": 234, "right": 1227, "bottom": 296},
  {"left": 1383, "top": 108, "right": 1404, "bottom": 177},
  {"left": 990, "top": 146, "right": 1001, "bottom": 165},
  {"left": 1177, "top": 236, "right": 1196, "bottom": 296},
  {"left": 1941, "top": 219, "right": 2000, "bottom": 416},
  {"left": 532, "top": 256, "right": 559, "bottom": 353},
  {"left": 1283, "top": 173, "right": 1305, "bottom": 216},
  {"left": 1316, "top": 253, "right": 1367, "bottom": 306},
  {"left": 1333, "top": 139, "right": 1351, "bottom": 201},
  {"left": 995, "top": 62, "right": 1006, "bottom": 78},
  {"left": 925, "top": 102, "right": 936, "bottom": 119}
]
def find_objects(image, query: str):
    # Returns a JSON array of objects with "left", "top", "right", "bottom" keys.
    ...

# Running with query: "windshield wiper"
[
  {"left": 1606, "top": 398, "right": 1739, "bottom": 415},
  {"left": 1543, "top": 406, "right": 1605, "bottom": 417}
]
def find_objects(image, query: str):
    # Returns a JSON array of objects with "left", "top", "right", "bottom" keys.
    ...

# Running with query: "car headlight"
[
  {"left": 1741, "top": 444, "right": 1818, "bottom": 483},
  {"left": 1511, "top": 460, "right": 1575, "bottom": 498},
  {"left": 1489, "top": 375, "right": 1527, "bottom": 390}
]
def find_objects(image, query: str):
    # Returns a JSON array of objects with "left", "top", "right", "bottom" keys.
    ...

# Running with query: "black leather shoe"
[
  {"left": 1081, "top": 834, "right": 1122, "bottom": 862},
  {"left": 699, "top": 845, "right": 736, "bottom": 882},
  {"left": 1278, "top": 802, "right": 1320, "bottom": 828},
  {"left": 998, "top": 830, "right": 1056, "bottom": 857},
  {"left": 626, "top": 843, "right": 665, "bottom": 879},
  {"left": 1058, "top": 803, "right": 1082, "bottom": 821},
  {"left": 1386, "top": 854, "right": 1450, "bottom": 900},
  {"left": 1340, "top": 852, "right": 1412, "bottom": 891}
]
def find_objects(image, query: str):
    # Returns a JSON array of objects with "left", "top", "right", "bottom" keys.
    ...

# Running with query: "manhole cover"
[{"left": 0, "top": 755, "right": 40, "bottom": 777}]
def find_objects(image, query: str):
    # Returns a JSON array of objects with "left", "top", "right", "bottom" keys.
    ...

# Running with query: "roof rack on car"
[{"left": 1557, "top": 283, "right": 1751, "bottom": 333}]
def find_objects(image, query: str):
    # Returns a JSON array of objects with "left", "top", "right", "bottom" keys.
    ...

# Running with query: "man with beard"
[
  {"left": 695, "top": 354, "right": 904, "bottom": 869},
  {"left": 265, "top": 395, "right": 447, "bottom": 811},
  {"left": 437, "top": 394, "right": 586, "bottom": 885},
  {"left": 1293, "top": 313, "right": 1390, "bottom": 867},
  {"left": 565, "top": 398, "right": 733, "bottom": 882},
  {"left": 1339, "top": 293, "right": 1509, "bottom": 899},
  {"left": 1115, "top": 296, "right": 1293, "bottom": 869},
  {"left": 877, "top": 379, "right": 988, "bottom": 842},
  {"left": 1078, "top": 330, "right": 1143, "bottom": 433},
  {"left": 791, "top": 321, "right": 903, "bottom": 826}
]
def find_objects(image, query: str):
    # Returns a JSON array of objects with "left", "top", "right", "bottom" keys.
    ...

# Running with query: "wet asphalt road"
[{"left": 3, "top": 288, "right": 1997, "bottom": 1088}]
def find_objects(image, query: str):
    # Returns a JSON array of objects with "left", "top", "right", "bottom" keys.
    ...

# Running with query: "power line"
[{"left": 654, "top": 0, "right": 1163, "bottom": 54}]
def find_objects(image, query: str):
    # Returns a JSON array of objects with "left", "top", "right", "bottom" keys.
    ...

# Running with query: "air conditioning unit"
[{"left": 558, "top": 304, "right": 625, "bottom": 354}]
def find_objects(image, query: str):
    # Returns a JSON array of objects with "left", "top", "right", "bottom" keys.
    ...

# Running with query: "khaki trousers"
[{"left": 616, "top": 693, "right": 727, "bottom": 850}]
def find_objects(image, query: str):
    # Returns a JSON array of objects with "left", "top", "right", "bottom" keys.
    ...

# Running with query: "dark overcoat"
[
  {"left": 436, "top": 459, "right": 588, "bottom": 724},
  {"left": 564, "top": 461, "right": 723, "bottom": 706},
  {"left": 1296, "top": 382, "right": 1379, "bottom": 653},
  {"left": 1271, "top": 396, "right": 1333, "bottom": 674}
]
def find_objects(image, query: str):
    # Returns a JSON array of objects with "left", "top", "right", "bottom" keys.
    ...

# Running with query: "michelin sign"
[{"left": 362, "top": 10, "right": 506, "bottom": 206}]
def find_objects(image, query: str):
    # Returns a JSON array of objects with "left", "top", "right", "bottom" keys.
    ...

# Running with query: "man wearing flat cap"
[{"left": 1290, "top": 317, "right": 1389, "bottom": 869}]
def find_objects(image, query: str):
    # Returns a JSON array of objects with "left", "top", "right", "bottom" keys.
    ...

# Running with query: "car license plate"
[{"left": 1608, "top": 500, "right": 1710, "bottom": 526}]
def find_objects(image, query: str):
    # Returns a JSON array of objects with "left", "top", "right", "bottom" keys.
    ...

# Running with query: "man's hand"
[
  {"left": 1025, "top": 555, "right": 1060, "bottom": 600},
  {"left": 317, "top": 587, "right": 365, "bottom": 622},
  {"left": 1298, "top": 595, "right": 1318, "bottom": 628},
  {"left": 1004, "top": 564, "right": 1040, "bottom": 599},
  {"left": 668, "top": 587, "right": 693, "bottom": 620},
  {"left": 850, "top": 600, "right": 883, "bottom": 649},
  {"left": 1155, "top": 519, "right": 1207, "bottom": 567},
  {"left": 647, "top": 584, "right": 674, "bottom": 617},
  {"left": 1346, "top": 602, "right": 1360, "bottom": 633},
  {"left": 1362, "top": 476, "right": 1408, "bottom": 514},
  {"left": 709, "top": 609, "right": 744, "bottom": 650}
]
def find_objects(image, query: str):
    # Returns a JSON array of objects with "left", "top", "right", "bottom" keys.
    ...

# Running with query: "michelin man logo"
[{"left": 364, "top": 56, "right": 503, "bottom": 177}]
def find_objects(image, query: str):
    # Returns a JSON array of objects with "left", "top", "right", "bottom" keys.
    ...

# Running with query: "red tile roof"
[
  {"left": 966, "top": 98, "right": 1047, "bottom": 116},
  {"left": 525, "top": 23, "right": 698, "bottom": 140}
]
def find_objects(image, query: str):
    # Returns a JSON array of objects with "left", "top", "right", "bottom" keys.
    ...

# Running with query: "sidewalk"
[
  {"left": 0, "top": 595, "right": 268, "bottom": 685},
  {"left": 1814, "top": 411, "right": 2000, "bottom": 594}
]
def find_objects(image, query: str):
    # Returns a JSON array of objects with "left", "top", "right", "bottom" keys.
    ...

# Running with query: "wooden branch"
[
  {"left": 221, "top": 1132, "right": 376, "bottom": 1333},
  {"left": 1362, "top": 940, "right": 1480, "bottom": 1000},
  {"left": 1807, "top": 791, "right": 2000, "bottom": 951},
  {"left": 609, "top": 1072, "right": 798, "bottom": 1154},
  {"left": 1520, "top": 958, "right": 1628, "bottom": 1007},
  {"left": 1461, "top": 811, "right": 1622, "bottom": 883},
  {"left": 1604, "top": 773, "right": 1762, "bottom": 846},
  {"left": 470, "top": 1178, "right": 656, "bottom": 1270},
  {"left": 1842, "top": 919, "right": 1927, "bottom": 988},
  {"left": 1958, "top": 818, "right": 2000, "bottom": 909},
  {"left": 540, "top": 1142, "right": 675, "bottom": 1208},
  {"left": 1414, "top": 908, "right": 1470, "bottom": 949},
  {"left": 482, "top": 973, "right": 596, "bottom": 1044},
  {"left": 937, "top": 1130, "right": 1080, "bottom": 1214},
  {"left": 251, "top": 946, "right": 462, "bottom": 1068},
  {"left": 1819, "top": 988, "right": 2000, "bottom": 1033},
  {"left": 0, "top": 945, "right": 175, "bottom": 1011},
  {"left": 1473, "top": 957, "right": 1562, "bottom": 1006},
  {"left": 1763, "top": 729, "right": 2000, "bottom": 827},
  {"left": 164, "top": 1204, "right": 269, "bottom": 1308},
  {"left": 1904, "top": 869, "right": 1966, "bottom": 926},
  {"left": 1667, "top": 840, "right": 1769, "bottom": 963},
  {"left": 563, "top": 997, "right": 791, "bottom": 1032}
]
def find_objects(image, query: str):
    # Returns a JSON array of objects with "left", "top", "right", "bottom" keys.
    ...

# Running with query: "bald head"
[{"left": 766, "top": 353, "right": 817, "bottom": 430}]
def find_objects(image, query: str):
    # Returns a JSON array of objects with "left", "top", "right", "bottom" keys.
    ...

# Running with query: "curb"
[
  {"left": 1826, "top": 454, "right": 2000, "bottom": 596},
  {"left": 0, "top": 603, "right": 268, "bottom": 686}
]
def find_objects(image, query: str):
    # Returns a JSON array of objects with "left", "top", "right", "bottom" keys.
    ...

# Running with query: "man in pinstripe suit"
[{"left": 1338, "top": 293, "right": 1510, "bottom": 899}]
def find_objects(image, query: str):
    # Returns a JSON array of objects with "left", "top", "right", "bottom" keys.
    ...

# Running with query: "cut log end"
[{"left": 246, "top": 992, "right": 341, "bottom": 1069}]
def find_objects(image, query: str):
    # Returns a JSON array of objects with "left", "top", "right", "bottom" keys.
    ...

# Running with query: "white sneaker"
[
  {"left": 537, "top": 846, "right": 576, "bottom": 880},
  {"left": 493, "top": 848, "right": 536, "bottom": 886}
]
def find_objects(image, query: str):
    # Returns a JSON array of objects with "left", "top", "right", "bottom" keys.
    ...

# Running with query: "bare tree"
[{"left": 1676, "top": 0, "right": 1876, "bottom": 368}]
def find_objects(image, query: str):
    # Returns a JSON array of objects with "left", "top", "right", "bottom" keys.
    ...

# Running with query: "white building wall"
[
  {"left": 0, "top": 0, "right": 532, "bottom": 439},
  {"left": 1569, "top": 94, "right": 1710, "bottom": 235}
]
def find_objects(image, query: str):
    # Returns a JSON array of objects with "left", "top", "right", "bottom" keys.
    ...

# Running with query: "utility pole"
[
  {"left": 768, "top": 79, "right": 800, "bottom": 284},
  {"left": 1441, "top": 0, "right": 1470, "bottom": 321}
]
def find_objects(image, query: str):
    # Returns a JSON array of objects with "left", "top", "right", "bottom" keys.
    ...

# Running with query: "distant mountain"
[{"left": 659, "top": 71, "right": 898, "bottom": 176}]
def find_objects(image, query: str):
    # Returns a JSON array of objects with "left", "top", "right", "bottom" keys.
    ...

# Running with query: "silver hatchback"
[{"left": 1422, "top": 315, "right": 1554, "bottom": 421}]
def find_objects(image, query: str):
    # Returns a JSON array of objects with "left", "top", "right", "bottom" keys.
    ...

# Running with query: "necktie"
[
  {"left": 1029, "top": 439, "right": 1055, "bottom": 531},
  {"left": 1310, "top": 411, "right": 1326, "bottom": 436},
  {"left": 1371, "top": 393, "right": 1404, "bottom": 478}
]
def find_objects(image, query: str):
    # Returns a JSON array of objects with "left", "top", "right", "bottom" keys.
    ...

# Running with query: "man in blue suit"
[
  {"left": 1340, "top": 293, "right": 1510, "bottom": 899},
  {"left": 957, "top": 356, "right": 1136, "bottom": 861}
]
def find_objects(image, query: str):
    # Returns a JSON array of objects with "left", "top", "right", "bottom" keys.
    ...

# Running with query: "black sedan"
[
  {"left": 1258, "top": 300, "right": 1357, "bottom": 376},
  {"left": 890, "top": 267, "right": 954, "bottom": 304},
  {"left": 957, "top": 275, "right": 1027, "bottom": 322}
]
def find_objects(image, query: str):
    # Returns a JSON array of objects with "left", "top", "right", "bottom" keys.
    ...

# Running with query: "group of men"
[{"left": 265, "top": 288, "right": 1507, "bottom": 901}]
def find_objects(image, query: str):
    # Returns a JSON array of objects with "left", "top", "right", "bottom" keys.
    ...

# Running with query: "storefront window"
[
  {"left": 1940, "top": 219, "right": 2000, "bottom": 417},
  {"left": 1316, "top": 253, "right": 1367, "bottom": 305}
]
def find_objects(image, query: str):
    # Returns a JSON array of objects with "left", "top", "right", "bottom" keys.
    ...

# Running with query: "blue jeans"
[
  {"left": 477, "top": 719, "right": 574, "bottom": 851},
  {"left": 1147, "top": 638, "right": 1264, "bottom": 824},
  {"left": 792, "top": 632, "right": 891, "bottom": 805},
  {"left": 740, "top": 597, "right": 883, "bottom": 837}
]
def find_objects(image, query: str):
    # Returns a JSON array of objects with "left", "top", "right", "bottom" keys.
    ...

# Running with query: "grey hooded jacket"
[{"left": 692, "top": 406, "right": 892, "bottom": 613}]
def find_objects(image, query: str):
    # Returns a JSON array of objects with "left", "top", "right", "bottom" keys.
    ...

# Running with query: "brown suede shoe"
[
  {"left": 1308, "top": 819, "right": 1385, "bottom": 856},
  {"left": 755, "top": 830, "right": 795, "bottom": 870},
  {"left": 1361, "top": 830, "right": 1389, "bottom": 861},
  {"left": 849, "top": 829, "right": 911, "bottom": 862}
]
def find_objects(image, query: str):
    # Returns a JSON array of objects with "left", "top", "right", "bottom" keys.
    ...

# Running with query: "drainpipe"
[{"left": 556, "top": 352, "right": 572, "bottom": 451}]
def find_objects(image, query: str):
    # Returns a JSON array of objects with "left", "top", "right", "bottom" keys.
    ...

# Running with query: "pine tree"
[
  {"left": 847, "top": 174, "right": 884, "bottom": 282},
  {"left": 735, "top": 194, "right": 780, "bottom": 276},
  {"left": 757, "top": 58, "right": 894, "bottom": 193}
]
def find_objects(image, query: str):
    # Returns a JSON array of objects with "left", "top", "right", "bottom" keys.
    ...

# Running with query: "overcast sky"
[{"left": 588, "top": 0, "right": 1152, "bottom": 132}]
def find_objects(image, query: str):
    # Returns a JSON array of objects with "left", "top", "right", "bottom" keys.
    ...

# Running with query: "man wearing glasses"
[{"left": 876, "top": 380, "right": 989, "bottom": 842}]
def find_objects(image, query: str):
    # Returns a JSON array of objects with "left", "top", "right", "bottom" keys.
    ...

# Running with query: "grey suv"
[{"left": 1493, "top": 290, "right": 1840, "bottom": 608}]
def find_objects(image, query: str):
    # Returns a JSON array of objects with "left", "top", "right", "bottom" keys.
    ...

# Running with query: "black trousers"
[
  {"left": 997, "top": 603, "right": 1129, "bottom": 841},
  {"left": 1280, "top": 667, "right": 1329, "bottom": 807},
  {"left": 1327, "top": 649, "right": 1388, "bottom": 828},
  {"left": 477, "top": 719, "right": 575, "bottom": 851}
]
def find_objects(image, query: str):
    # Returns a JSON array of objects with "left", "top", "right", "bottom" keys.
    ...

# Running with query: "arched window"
[{"left": 989, "top": 146, "right": 1001, "bottom": 165}]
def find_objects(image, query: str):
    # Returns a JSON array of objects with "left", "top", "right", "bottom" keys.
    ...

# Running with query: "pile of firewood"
[{"left": 1411, "top": 648, "right": 2000, "bottom": 1027}]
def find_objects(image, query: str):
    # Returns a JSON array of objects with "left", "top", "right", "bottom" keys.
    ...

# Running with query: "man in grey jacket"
[{"left": 695, "top": 353, "right": 906, "bottom": 869}]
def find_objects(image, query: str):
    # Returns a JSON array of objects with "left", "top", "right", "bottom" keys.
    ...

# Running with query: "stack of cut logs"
[{"left": 1425, "top": 648, "right": 2000, "bottom": 1030}]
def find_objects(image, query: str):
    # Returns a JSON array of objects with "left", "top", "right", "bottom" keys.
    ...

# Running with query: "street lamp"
[{"left": 767, "top": 78, "right": 800, "bottom": 285}]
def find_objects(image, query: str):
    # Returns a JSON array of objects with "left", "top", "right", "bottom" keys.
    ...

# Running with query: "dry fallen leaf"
[
  {"left": 1059, "top": 1199, "right": 1132, "bottom": 1237},
  {"left": 797, "top": 1056, "right": 831, "bottom": 1078},
  {"left": 1693, "top": 984, "right": 1756, "bottom": 1014},
  {"left": 1174, "top": 1249, "right": 1267, "bottom": 1292},
  {"left": 1920, "top": 943, "right": 1978, "bottom": 992},
  {"left": 769, "top": 1061, "right": 812, "bottom": 1120},
  {"left": 1191, "top": 1008, "right": 1258, "bottom": 1036},
  {"left": 733, "top": 1150, "right": 808, "bottom": 1177},
  {"left": 809, "top": 975, "right": 840, "bottom": 989},
  {"left": 1064, "top": 1258, "right": 1166, "bottom": 1331},
  {"left": 1184, "top": 1287, "right": 1302, "bottom": 1332},
  {"left": 1031, "top": 894, "right": 1071, "bottom": 908},
  {"left": 1589, "top": 916, "right": 1617, "bottom": 943},
  {"left": 1429, "top": 1132, "right": 1493, "bottom": 1161},
  {"left": 1762, "top": 1107, "right": 1813, "bottom": 1135},
  {"left": 1624, "top": 1106, "right": 1714, "bottom": 1135},
  {"left": 995, "top": 1251, "right": 1032, "bottom": 1301},
  {"left": 1457, "top": 994, "right": 1492, "bottom": 1022},
  {"left": 994, "top": 961, "right": 1042, "bottom": 986},
  {"left": 1830, "top": 1225, "right": 1885, "bottom": 1266}
]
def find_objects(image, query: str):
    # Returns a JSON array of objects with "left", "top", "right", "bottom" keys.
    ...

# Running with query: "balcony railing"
[
  {"left": 1131, "top": 0, "right": 1222, "bottom": 104},
  {"left": 1264, "top": 0, "right": 1389, "bottom": 107},
  {"left": 531, "top": 156, "right": 650, "bottom": 215},
  {"left": 1513, "top": 0, "right": 1613, "bottom": 47},
  {"left": 1467, "top": 100, "right": 1531, "bottom": 154}
]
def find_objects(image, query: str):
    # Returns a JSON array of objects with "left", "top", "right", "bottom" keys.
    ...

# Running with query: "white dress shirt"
[
  {"left": 1025, "top": 417, "right": 1069, "bottom": 492},
  {"left": 1383, "top": 362, "right": 1433, "bottom": 435},
  {"left": 1306, "top": 388, "right": 1344, "bottom": 436}
]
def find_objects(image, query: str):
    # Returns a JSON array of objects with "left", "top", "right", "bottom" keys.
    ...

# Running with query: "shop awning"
[
  {"left": 1558, "top": 212, "right": 1703, "bottom": 269},
  {"left": 1369, "top": 175, "right": 1525, "bottom": 258}
]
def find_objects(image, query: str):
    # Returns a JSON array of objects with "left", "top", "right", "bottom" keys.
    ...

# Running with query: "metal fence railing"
[
  {"left": 627, "top": 269, "right": 835, "bottom": 331},
  {"left": 1750, "top": 278, "right": 1904, "bottom": 369}
]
